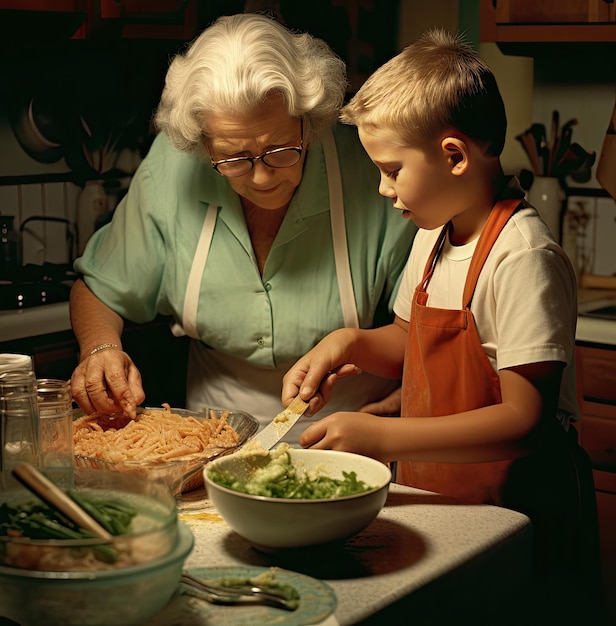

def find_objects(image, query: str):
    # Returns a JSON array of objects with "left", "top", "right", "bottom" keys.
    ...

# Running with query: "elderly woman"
[{"left": 69, "top": 13, "right": 416, "bottom": 444}]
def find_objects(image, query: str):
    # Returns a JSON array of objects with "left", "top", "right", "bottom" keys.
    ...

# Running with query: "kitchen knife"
[{"left": 252, "top": 396, "right": 310, "bottom": 450}]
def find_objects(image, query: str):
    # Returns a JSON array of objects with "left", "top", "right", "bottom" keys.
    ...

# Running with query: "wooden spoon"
[{"left": 12, "top": 462, "right": 112, "bottom": 541}]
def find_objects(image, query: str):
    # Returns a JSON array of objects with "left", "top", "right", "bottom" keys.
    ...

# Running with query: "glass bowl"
[
  {"left": 74, "top": 407, "right": 259, "bottom": 495},
  {"left": 0, "top": 468, "right": 179, "bottom": 573},
  {"left": 0, "top": 522, "right": 193, "bottom": 626}
]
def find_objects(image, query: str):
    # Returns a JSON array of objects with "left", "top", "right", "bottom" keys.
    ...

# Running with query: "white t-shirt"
[{"left": 394, "top": 203, "right": 579, "bottom": 423}]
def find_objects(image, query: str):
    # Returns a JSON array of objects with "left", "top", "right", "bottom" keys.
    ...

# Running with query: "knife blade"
[{"left": 252, "top": 396, "right": 310, "bottom": 450}]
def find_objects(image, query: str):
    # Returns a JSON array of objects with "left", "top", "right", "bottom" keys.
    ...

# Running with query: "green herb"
[{"left": 209, "top": 453, "right": 373, "bottom": 499}]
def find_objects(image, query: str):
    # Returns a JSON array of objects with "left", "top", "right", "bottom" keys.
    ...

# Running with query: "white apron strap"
[
  {"left": 321, "top": 128, "right": 359, "bottom": 329},
  {"left": 170, "top": 203, "right": 218, "bottom": 338}
]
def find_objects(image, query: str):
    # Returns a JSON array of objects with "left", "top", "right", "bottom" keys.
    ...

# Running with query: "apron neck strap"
[{"left": 463, "top": 198, "right": 522, "bottom": 309}]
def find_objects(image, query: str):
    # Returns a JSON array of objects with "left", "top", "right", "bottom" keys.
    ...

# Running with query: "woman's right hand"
[{"left": 70, "top": 349, "right": 145, "bottom": 418}]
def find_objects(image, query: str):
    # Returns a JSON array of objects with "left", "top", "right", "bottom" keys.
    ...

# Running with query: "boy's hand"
[
  {"left": 299, "top": 412, "right": 390, "bottom": 463},
  {"left": 282, "top": 362, "right": 361, "bottom": 416},
  {"left": 281, "top": 329, "right": 361, "bottom": 415}
]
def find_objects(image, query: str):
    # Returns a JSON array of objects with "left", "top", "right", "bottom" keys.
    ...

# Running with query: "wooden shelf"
[
  {"left": 480, "top": 0, "right": 616, "bottom": 59},
  {"left": 487, "top": 23, "right": 616, "bottom": 43}
]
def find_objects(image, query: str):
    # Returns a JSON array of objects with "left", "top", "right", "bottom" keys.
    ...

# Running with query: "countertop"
[
  {"left": 0, "top": 302, "right": 70, "bottom": 343},
  {"left": 145, "top": 483, "right": 533, "bottom": 625},
  {"left": 1, "top": 289, "right": 614, "bottom": 347},
  {"left": 576, "top": 288, "right": 616, "bottom": 346}
]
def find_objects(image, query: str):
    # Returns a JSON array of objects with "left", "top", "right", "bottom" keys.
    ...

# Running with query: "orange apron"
[
  {"left": 397, "top": 198, "right": 522, "bottom": 505},
  {"left": 398, "top": 199, "right": 598, "bottom": 575}
]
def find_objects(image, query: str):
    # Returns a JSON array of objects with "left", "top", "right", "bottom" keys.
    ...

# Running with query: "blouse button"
[
  {"left": 264, "top": 283, "right": 272, "bottom": 291},
  {"left": 257, "top": 338, "right": 265, "bottom": 348}
]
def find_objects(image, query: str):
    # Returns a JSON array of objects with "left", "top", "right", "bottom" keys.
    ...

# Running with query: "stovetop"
[{"left": 0, "top": 262, "right": 77, "bottom": 310}]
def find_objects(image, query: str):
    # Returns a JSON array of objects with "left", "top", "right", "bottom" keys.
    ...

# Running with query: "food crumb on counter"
[{"left": 179, "top": 512, "right": 224, "bottom": 523}]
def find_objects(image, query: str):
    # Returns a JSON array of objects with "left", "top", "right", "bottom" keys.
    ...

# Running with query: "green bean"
[{"left": 67, "top": 491, "right": 137, "bottom": 536}]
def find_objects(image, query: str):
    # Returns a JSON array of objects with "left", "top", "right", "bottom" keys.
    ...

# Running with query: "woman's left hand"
[{"left": 360, "top": 386, "right": 401, "bottom": 416}]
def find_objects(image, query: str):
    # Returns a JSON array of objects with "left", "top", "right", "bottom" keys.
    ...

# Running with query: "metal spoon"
[{"left": 179, "top": 572, "right": 298, "bottom": 611}]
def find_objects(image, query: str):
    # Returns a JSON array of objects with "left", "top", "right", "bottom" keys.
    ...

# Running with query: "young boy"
[{"left": 282, "top": 30, "right": 579, "bottom": 518}]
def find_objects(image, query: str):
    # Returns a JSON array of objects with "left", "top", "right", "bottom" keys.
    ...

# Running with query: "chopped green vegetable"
[
  {"left": 216, "top": 568, "right": 301, "bottom": 609},
  {"left": 0, "top": 501, "right": 91, "bottom": 540},
  {"left": 1, "top": 492, "right": 137, "bottom": 540},
  {"left": 67, "top": 490, "right": 136, "bottom": 536},
  {"left": 208, "top": 446, "right": 373, "bottom": 499}
]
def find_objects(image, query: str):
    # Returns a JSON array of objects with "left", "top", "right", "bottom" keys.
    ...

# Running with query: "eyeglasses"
[{"left": 209, "top": 120, "right": 304, "bottom": 178}]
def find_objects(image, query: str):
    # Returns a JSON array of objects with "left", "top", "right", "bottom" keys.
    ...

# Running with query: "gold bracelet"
[{"left": 88, "top": 343, "right": 121, "bottom": 356}]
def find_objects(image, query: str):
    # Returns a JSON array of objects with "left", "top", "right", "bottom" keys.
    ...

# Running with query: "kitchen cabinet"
[
  {"left": 576, "top": 344, "right": 616, "bottom": 469},
  {"left": 0, "top": 1, "right": 87, "bottom": 46},
  {"left": 0, "top": 315, "right": 189, "bottom": 408},
  {"left": 82, "top": 0, "right": 198, "bottom": 40},
  {"left": 0, "top": 0, "right": 198, "bottom": 45},
  {"left": 492, "top": 0, "right": 616, "bottom": 24},
  {"left": 480, "top": 0, "right": 616, "bottom": 57},
  {"left": 575, "top": 342, "right": 616, "bottom": 620},
  {"left": 0, "top": 1, "right": 85, "bottom": 9}
]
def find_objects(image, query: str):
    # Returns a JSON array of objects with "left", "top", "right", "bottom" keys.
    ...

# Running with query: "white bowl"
[{"left": 203, "top": 447, "right": 391, "bottom": 549}]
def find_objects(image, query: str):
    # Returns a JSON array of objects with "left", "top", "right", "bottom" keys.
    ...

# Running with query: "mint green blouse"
[{"left": 75, "top": 123, "right": 416, "bottom": 370}]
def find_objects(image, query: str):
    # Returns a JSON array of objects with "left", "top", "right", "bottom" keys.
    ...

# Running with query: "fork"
[{"left": 179, "top": 572, "right": 298, "bottom": 611}]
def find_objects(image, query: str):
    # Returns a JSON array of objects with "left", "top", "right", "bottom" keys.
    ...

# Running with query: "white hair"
[{"left": 154, "top": 13, "right": 347, "bottom": 157}]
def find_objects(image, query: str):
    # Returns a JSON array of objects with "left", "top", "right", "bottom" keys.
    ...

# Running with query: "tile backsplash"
[
  {"left": 562, "top": 192, "right": 616, "bottom": 279},
  {"left": 0, "top": 181, "right": 126, "bottom": 266},
  {"left": 0, "top": 182, "right": 78, "bottom": 265},
  {"left": 0, "top": 36, "right": 166, "bottom": 269}
]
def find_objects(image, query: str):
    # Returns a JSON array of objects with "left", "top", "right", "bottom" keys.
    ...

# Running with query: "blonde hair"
[
  {"left": 341, "top": 29, "right": 506, "bottom": 156},
  {"left": 154, "top": 13, "right": 347, "bottom": 158}
]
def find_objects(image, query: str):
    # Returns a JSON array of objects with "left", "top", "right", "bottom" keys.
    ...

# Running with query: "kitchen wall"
[
  {"left": 486, "top": 46, "right": 616, "bottom": 278},
  {"left": 0, "top": 1, "right": 401, "bottom": 266},
  {"left": 1, "top": 2, "right": 614, "bottom": 276},
  {"left": 532, "top": 67, "right": 616, "bottom": 279},
  {"left": 0, "top": 36, "right": 178, "bottom": 265},
  {"left": 399, "top": 0, "right": 615, "bottom": 278},
  {"left": 0, "top": 181, "right": 80, "bottom": 265}
]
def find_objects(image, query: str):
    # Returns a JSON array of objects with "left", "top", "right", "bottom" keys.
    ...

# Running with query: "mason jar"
[
  {"left": 0, "top": 369, "right": 40, "bottom": 490},
  {"left": 37, "top": 378, "right": 74, "bottom": 488}
]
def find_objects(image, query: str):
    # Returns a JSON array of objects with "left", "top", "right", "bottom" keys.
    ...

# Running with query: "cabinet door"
[
  {"left": 480, "top": 0, "right": 616, "bottom": 44},
  {"left": 94, "top": 0, "right": 197, "bottom": 39},
  {"left": 0, "top": 330, "right": 80, "bottom": 382},
  {"left": 495, "top": 0, "right": 614, "bottom": 24},
  {"left": 122, "top": 317, "right": 189, "bottom": 408},
  {"left": 0, "top": 1, "right": 85, "bottom": 9},
  {"left": 575, "top": 345, "right": 616, "bottom": 471},
  {"left": 594, "top": 469, "right": 616, "bottom": 621},
  {"left": 33, "top": 342, "right": 79, "bottom": 382},
  {"left": 577, "top": 345, "right": 616, "bottom": 404},
  {"left": 0, "top": 1, "right": 87, "bottom": 45}
]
